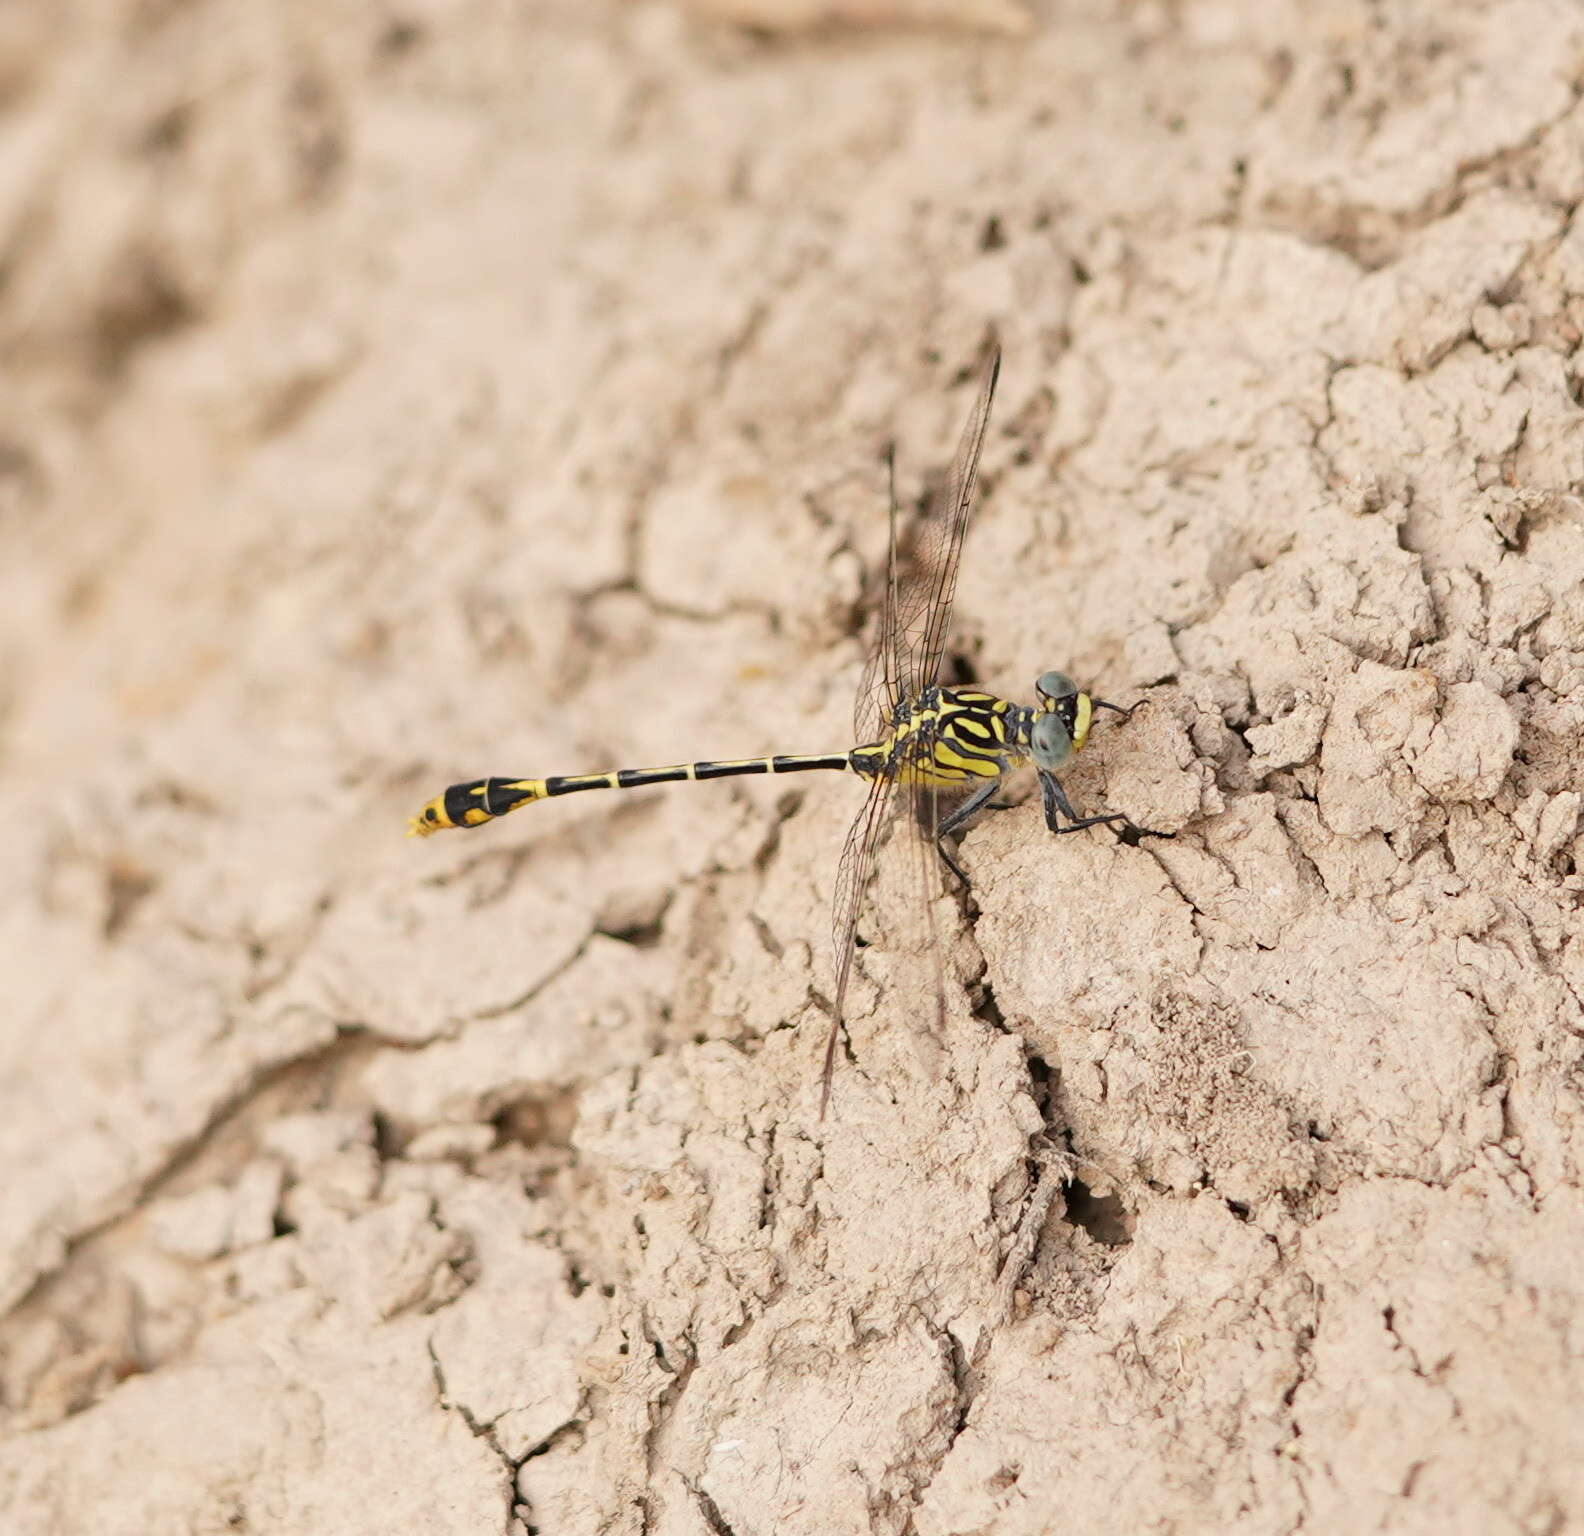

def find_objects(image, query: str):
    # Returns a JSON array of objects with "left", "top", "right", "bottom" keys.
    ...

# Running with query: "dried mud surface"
[{"left": 2, "top": 3, "right": 1583, "bottom": 1533}]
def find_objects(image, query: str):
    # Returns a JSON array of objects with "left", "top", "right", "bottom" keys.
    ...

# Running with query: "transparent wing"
[
  {"left": 851, "top": 445, "right": 905, "bottom": 743},
  {"left": 826, "top": 349, "right": 1000, "bottom": 1114},
  {"left": 905, "top": 761, "right": 949, "bottom": 1052},
  {"left": 820, "top": 766, "right": 902, "bottom": 1116},
  {"left": 892, "top": 345, "right": 1001, "bottom": 697}
]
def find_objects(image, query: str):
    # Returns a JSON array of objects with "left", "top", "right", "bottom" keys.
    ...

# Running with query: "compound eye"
[
  {"left": 1036, "top": 670, "right": 1078, "bottom": 704},
  {"left": 1031, "top": 711, "right": 1074, "bottom": 770}
]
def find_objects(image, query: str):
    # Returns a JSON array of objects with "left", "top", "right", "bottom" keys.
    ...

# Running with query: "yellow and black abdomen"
[
  {"left": 408, "top": 776, "right": 549, "bottom": 835},
  {"left": 408, "top": 752, "right": 857, "bottom": 837}
]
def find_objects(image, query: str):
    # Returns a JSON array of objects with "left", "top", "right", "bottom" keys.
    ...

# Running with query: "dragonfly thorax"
[{"left": 848, "top": 678, "right": 1099, "bottom": 789}]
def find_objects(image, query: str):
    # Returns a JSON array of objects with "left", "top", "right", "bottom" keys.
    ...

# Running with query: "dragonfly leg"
[
  {"left": 1091, "top": 697, "right": 1140, "bottom": 721},
  {"left": 935, "top": 776, "right": 1004, "bottom": 887},
  {"left": 1038, "top": 769, "right": 1174, "bottom": 841},
  {"left": 938, "top": 840, "right": 970, "bottom": 888}
]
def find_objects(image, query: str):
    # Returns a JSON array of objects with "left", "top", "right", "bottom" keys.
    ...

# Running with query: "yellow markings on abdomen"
[
  {"left": 408, "top": 776, "right": 550, "bottom": 836},
  {"left": 409, "top": 753, "right": 856, "bottom": 835}
]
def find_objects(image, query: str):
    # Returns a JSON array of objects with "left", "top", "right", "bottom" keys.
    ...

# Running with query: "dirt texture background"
[{"left": 2, "top": 2, "right": 1584, "bottom": 1532}]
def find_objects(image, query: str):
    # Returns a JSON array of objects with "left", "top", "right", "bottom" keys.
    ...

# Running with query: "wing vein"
[{"left": 821, "top": 765, "right": 900, "bottom": 1116}]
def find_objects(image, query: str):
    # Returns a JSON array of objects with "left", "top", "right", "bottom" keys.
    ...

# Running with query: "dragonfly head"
[{"left": 1031, "top": 670, "right": 1094, "bottom": 769}]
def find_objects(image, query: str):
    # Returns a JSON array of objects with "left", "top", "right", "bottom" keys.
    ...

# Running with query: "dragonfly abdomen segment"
[{"left": 407, "top": 752, "right": 857, "bottom": 836}]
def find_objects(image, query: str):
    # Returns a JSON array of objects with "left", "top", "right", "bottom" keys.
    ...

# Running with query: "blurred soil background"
[{"left": 2, "top": 1, "right": 1584, "bottom": 1532}]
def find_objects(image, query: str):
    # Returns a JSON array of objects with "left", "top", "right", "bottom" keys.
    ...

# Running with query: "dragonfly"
[{"left": 409, "top": 345, "right": 1153, "bottom": 1113}]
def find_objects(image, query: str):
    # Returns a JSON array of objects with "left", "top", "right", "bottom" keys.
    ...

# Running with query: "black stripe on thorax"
[
  {"left": 939, "top": 693, "right": 1013, "bottom": 745},
  {"left": 944, "top": 712, "right": 999, "bottom": 745}
]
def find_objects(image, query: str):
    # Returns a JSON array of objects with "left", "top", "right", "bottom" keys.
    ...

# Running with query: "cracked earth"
[{"left": 2, "top": 2, "right": 1583, "bottom": 1533}]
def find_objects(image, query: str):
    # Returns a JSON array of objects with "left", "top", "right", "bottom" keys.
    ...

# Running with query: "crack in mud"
[
  {"left": 684, "top": 1476, "right": 741, "bottom": 1536},
  {"left": 425, "top": 1337, "right": 520, "bottom": 1526}
]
